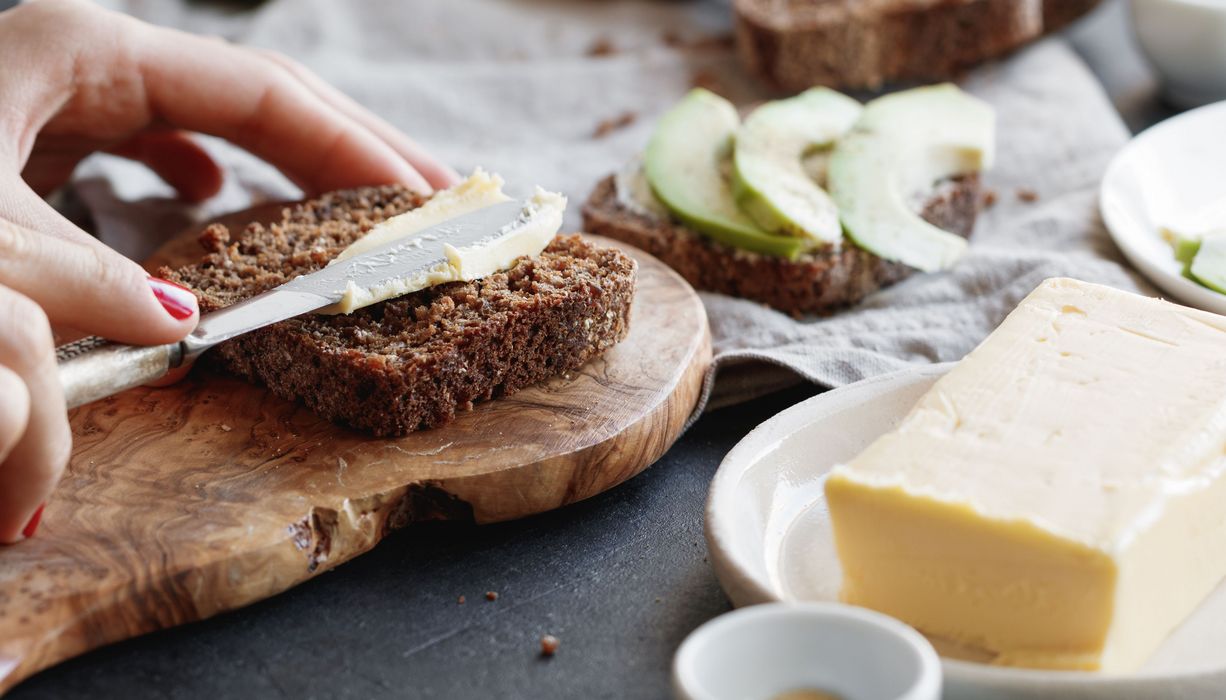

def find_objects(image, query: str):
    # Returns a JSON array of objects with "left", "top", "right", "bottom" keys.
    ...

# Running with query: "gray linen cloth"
[{"left": 79, "top": 0, "right": 1146, "bottom": 412}]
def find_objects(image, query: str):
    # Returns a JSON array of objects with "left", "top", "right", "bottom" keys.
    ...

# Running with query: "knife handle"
[{"left": 56, "top": 336, "right": 183, "bottom": 409}]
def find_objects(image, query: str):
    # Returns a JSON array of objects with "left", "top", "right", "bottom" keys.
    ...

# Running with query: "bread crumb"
[
  {"left": 457, "top": 595, "right": 466, "bottom": 605},
  {"left": 219, "top": 424, "right": 232, "bottom": 432},
  {"left": 587, "top": 37, "right": 616, "bottom": 57},
  {"left": 592, "top": 111, "right": 638, "bottom": 139},
  {"left": 486, "top": 591, "right": 499, "bottom": 601},
  {"left": 1017, "top": 188, "right": 1039, "bottom": 203},
  {"left": 540, "top": 635, "right": 560, "bottom": 657},
  {"left": 982, "top": 190, "right": 998, "bottom": 208}
]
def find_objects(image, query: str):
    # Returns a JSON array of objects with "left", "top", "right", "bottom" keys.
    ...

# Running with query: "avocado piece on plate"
[
  {"left": 1174, "top": 235, "right": 1202, "bottom": 266},
  {"left": 1190, "top": 234, "right": 1226, "bottom": 293}
]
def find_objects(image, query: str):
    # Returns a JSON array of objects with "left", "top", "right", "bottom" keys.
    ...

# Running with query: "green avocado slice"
[
  {"left": 1173, "top": 235, "right": 1202, "bottom": 266},
  {"left": 828, "top": 84, "right": 995, "bottom": 273},
  {"left": 731, "top": 87, "right": 862, "bottom": 244},
  {"left": 1190, "top": 235, "right": 1226, "bottom": 294},
  {"left": 644, "top": 89, "right": 809, "bottom": 259}
]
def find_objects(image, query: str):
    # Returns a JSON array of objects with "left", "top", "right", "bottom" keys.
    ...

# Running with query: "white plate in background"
[
  {"left": 705, "top": 364, "right": 1226, "bottom": 700},
  {"left": 1101, "top": 100, "right": 1226, "bottom": 314}
]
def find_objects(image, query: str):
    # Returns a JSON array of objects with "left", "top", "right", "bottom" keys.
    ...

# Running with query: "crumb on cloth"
[
  {"left": 587, "top": 37, "right": 616, "bottom": 57},
  {"left": 592, "top": 111, "right": 638, "bottom": 139}
]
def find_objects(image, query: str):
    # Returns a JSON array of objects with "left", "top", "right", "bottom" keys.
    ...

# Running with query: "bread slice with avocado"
[
  {"left": 583, "top": 173, "right": 978, "bottom": 316},
  {"left": 582, "top": 85, "right": 991, "bottom": 316}
]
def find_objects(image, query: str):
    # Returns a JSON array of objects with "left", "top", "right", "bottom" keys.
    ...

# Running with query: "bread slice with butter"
[
  {"left": 162, "top": 180, "right": 636, "bottom": 437},
  {"left": 827, "top": 278, "right": 1226, "bottom": 671}
]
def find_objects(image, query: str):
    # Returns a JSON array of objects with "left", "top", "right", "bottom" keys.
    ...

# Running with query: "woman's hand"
[{"left": 0, "top": 0, "right": 460, "bottom": 542}]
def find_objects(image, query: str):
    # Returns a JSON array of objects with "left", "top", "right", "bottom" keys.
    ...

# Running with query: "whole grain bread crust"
[
  {"left": 734, "top": 0, "right": 1100, "bottom": 91},
  {"left": 581, "top": 174, "right": 978, "bottom": 317},
  {"left": 164, "top": 186, "right": 637, "bottom": 437}
]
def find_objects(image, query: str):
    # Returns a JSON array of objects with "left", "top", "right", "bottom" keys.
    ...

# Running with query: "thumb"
[{"left": 0, "top": 216, "right": 198, "bottom": 347}]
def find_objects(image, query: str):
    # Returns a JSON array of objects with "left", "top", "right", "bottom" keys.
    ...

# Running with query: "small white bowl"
[
  {"left": 672, "top": 603, "right": 942, "bottom": 700},
  {"left": 1132, "top": 0, "right": 1226, "bottom": 107}
]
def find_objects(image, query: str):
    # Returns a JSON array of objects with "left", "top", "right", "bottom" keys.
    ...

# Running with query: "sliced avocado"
[
  {"left": 1173, "top": 235, "right": 1202, "bottom": 266},
  {"left": 828, "top": 84, "right": 995, "bottom": 273},
  {"left": 731, "top": 88, "right": 862, "bottom": 244},
  {"left": 1167, "top": 231, "right": 1205, "bottom": 280},
  {"left": 1190, "top": 235, "right": 1226, "bottom": 294},
  {"left": 644, "top": 89, "right": 809, "bottom": 259}
]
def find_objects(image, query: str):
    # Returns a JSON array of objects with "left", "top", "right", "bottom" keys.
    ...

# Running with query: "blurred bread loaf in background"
[{"left": 734, "top": 0, "right": 1102, "bottom": 91}]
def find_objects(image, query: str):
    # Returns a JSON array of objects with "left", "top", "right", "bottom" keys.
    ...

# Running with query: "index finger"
[{"left": 133, "top": 25, "right": 432, "bottom": 195}]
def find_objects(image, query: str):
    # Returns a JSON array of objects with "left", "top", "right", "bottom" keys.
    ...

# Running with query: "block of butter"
[{"left": 826, "top": 278, "right": 1226, "bottom": 672}]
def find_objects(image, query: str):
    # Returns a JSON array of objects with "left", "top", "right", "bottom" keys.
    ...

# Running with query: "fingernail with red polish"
[
  {"left": 148, "top": 277, "right": 197, "bottom": 320},
  {"left": 22, "top": 504, "right": 45, "bottom": 539}
]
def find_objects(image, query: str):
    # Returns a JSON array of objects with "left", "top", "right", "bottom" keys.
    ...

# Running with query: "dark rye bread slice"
[
  {"left": 162, "top": 185, "right": 637, "bottom": 437},
  {"left": 581, "top": 174, "right": 978, "bottom": 316},
  {"left": 734, "top": 0, "right": 1101, "bottom": 91}
]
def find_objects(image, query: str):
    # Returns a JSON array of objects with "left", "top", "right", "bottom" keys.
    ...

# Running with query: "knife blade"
[{"left": 56, "top": 198, "right": 530, "bottom": 408}]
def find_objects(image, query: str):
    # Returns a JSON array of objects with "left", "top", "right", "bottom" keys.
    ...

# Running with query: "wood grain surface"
[{"left": 0, "top": 210, "right": 711, "bottom": 695}]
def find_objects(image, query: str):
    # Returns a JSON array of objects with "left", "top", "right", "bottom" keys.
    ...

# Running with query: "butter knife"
[{"left": 56, "top": 199, "right": 528, "bottom": 409}]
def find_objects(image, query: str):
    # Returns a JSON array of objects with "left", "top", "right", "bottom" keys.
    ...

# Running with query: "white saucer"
[
  {"left": 705, "top": 364, "right": 1226, "bottom": 700},
  {"left": 1101, "top": 100, "right": 1226, "bottom": 314}
]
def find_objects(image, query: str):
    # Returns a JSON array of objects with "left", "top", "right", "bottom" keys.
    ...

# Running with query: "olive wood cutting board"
[{"left": 0, "top": 206, "right": 711, "bottom": 694}]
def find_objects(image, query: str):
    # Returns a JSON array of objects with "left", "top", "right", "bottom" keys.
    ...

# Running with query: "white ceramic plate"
[
  {"left": 706, "top": 364, "right": 1226, "bottom": 700},
  {"left": 1101, "top": 101, "right": 1226, "bottom": 314}
]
